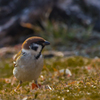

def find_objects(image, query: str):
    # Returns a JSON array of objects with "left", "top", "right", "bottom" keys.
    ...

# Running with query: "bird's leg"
[
  {"left": 35, "top": 80, "right": 41, "bottom": 88},
  {"left": 35, "top": 80, "right": 40, "bottom": 88},
  {"left": 11, "top": 81, "right": 22, "bottom": 93},
  {"left": 15, "top": 81, "right": 22, "bottom": 91}
]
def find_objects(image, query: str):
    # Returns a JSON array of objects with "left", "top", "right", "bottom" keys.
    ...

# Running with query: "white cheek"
[{"left": 37, "top": 45, "right": 42, "bottom": 52}]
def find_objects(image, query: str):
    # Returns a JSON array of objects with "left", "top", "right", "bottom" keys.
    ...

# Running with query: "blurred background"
[
  {"left": 0, "top": 0, "right": 100, "bottom": 58},
  {"left": 1, "top": 1, "right": 100, "bottom": 99}
]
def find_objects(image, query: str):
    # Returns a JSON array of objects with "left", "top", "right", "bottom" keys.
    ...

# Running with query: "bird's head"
[{"left": 22, "top": 36, "right": 50, "bottom": 59}]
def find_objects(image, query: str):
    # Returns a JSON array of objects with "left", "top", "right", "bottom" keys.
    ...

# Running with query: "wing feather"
[{"left": 13, "top": 50, "right": 22, "bottom": 67}]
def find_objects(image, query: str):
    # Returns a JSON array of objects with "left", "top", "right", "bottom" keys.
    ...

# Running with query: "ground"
[{"left": 0, "top": 55, "right": 100, "bottom": 100}]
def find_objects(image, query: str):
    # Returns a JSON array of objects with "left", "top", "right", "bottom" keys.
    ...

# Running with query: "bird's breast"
[{"left": 13, "top": 54, "right": 44, "bottom": 82}]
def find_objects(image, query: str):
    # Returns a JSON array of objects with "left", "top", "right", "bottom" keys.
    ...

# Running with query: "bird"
[{"left": 13, "top": 36, "right": 50, "bottom": 91}]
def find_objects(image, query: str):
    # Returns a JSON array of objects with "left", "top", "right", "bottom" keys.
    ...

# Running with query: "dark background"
[{"left": 0, "top": 0, "right": 100, "bottom": 57}]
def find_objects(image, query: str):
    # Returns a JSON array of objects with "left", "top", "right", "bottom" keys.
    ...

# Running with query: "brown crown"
[{"left": 22, "top": 36, "right": 45, "bottom": 49}]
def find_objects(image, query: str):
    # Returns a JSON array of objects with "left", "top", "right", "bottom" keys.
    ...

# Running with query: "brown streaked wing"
[{"left": 13, "top": 50, "right": 22, "bottom": 67}]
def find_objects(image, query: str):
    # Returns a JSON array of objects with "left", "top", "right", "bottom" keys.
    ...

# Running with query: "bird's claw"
[{"left": 10, "top": 89, "right": 19, "bottom": 94}]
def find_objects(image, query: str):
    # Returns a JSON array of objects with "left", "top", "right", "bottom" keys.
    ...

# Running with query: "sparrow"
[{"left": 13, "top": 36, "right": 50, "bottom": 90}]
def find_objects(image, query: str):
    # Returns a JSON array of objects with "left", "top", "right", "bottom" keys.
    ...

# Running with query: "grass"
[{"left": 0, "top": 56, "right": 100, "bottom": 100}]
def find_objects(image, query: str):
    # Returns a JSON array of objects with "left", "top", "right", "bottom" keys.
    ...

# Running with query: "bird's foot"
[
  {"left": 11, "top": 81, "right": 22, "bottom": 93},
  {"left": 31, "top": 83, "right": 41, "bottom": 89},
  {"left": 10, "top": 89, "right": 19, "bottom": 94}
]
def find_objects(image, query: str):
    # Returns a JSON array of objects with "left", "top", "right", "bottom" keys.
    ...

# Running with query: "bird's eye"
[
  {"left": 29, "top": 43, "right": 39, "bottom": 51},
  {"left": 32, "top": 46, "right": 38, "bottom": 51}
]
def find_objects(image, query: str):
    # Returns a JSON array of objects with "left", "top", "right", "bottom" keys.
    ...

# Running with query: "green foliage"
[{"left": 39, "top": 21, "right": 94, "bottom": 50}]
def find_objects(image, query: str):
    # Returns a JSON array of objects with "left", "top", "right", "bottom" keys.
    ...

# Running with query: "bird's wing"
[{"left": 13, "top": 50, "right": 22, "bottom": 67}]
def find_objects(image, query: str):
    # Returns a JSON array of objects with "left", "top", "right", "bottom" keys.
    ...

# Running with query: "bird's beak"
[{"left": 43, "top": 41, "right": 50, "bottom": 46}]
